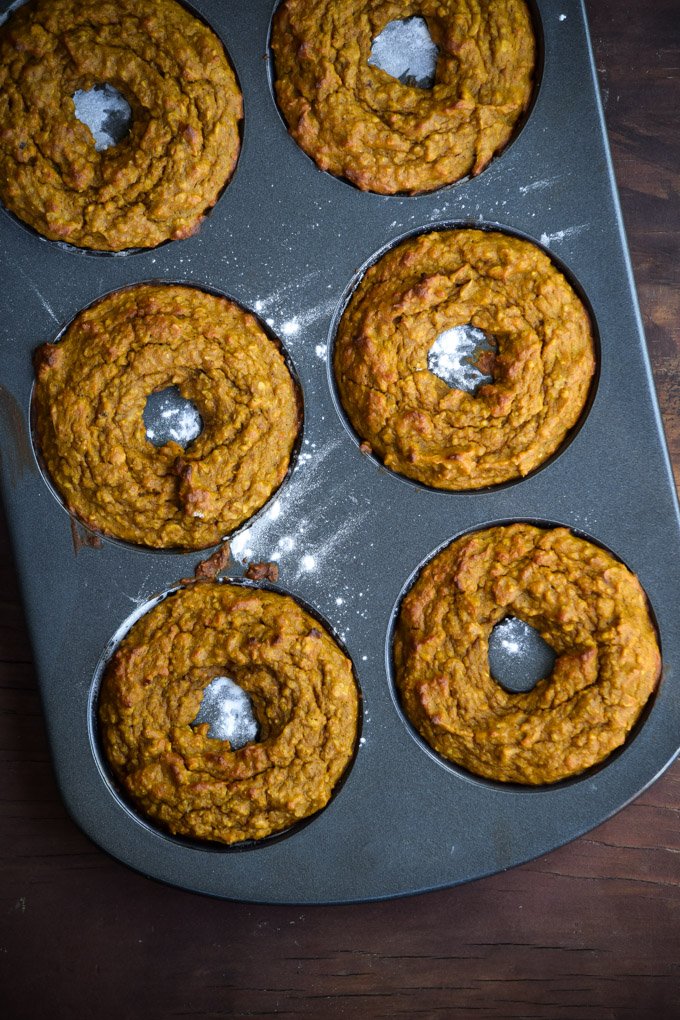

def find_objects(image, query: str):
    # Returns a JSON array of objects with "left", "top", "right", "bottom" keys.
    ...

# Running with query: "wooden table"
[{"left": 1, "top": 2, "right": 678, "bottom": 1016}]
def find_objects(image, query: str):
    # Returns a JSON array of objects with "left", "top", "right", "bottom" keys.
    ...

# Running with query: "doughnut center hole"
[
  {"left": 368, "top": 17, "right": 439, "bottom": 89},
  {"left": 192, "top": 676, "right": 259, "bottom": 750},
  {"left": 428, "top": 325, "right": 496, "bottom": 394},
  {"left": 73, "top": 84, "right": 132, "bottom": 152},
  {"left": 143, "top": 387, "right": 203, "bottom": 449},
  {"left": 488, "top": 617, "right": 556, "bottom": 694}
]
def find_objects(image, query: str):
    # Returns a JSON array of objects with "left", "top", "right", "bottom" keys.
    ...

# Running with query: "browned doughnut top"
[
  {"left": 99, "top": 583, "right": 359, "bottom": 845},
  {"left": 334, "top": 229, "right": 595, "bottom": 489},
  {"left": 33, "top": 284, "right": 301, "bottom": 550},
  {"left": 394, "top": 525, "right": 660, "bottom": 784},
  {"left": 0, "top": 0, "right": 242, "bottom": 250},
  {"left": 271, "top": 0, "right": 535, "bottom": 194}
]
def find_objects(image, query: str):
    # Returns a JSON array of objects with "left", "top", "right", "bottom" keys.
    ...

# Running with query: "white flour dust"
[
  {"left": 144, "top": 389, "right": 202, "bottom": 447},
  {"left": 14, "top": 263, "right": 59, "bottom": 323},
  {"left": 230, "top": 435, "right": 355, "bottom": 577},
  {"left": 539, "top": 224, "right": 587, "bottom": 247},
  {"left": 192, "top": 676, "right": 259, "bottom": 749},
  {"left": 120, "top": 569, "right": 154, "bottom": 609},
  {"left": 227, "top": 431, "right": 374, "bottom": 649},
  {"left": 288, "top": 505, "right": 372, "bottom": 586},
  {"left": 250, "top": 270, "right": 338, "bottom": 345},
  {"left": 368, "top": 17, "right": 439, "bottom": 89},
  {"left": 428, "top": 325, "right": 494, "bottom": 393},
  {"left": 519, "top": 177, "right": 557, "bottom": 195},
  {"left": 73, "top": 84, "right": 132, "bottom": 152},
  {"left": 493, "top": 619, "right": 526, "bottom": 656},
  {"left": 488, "top": 617, "right": 556, "bottom": 691},
  {"left": 280, "top": 319, "right": 301, "bottom": 337}
]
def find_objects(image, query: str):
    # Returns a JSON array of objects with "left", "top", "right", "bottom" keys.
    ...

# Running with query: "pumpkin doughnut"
[
  {"left": 98, "top": 583, "right": 360, "bottom": 845},
  {"left": 0, "top": 0, "right": 242, "bottom": 250},
  {"left": 334, "top": 229, "right": 595, "bottom": 489},
  {"left": 271, "top": 0, "right": 535, "bottom": 194},
  {"left": 393, "top": 524, "right": 661, "bottom": 784},
  {"left": 33, "top": 284, "right": 301, "bottom": 549}
]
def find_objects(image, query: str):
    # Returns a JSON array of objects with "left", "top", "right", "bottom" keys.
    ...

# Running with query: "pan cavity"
[
  {"left": 428, "top": 325, "right": 496, "bottom": 394},
  {"left": 73, "top": 84, "right": 133, "bottom": 151},
  {"left": 488, "top": 616, "right": 556, "bottom": 694},
  {"left": 368, "top": 17, "right": 439, "bottom": 90},
  {"left": 192, "top": 676, "right": 259, "bottom": 750},
  {"left": 143, "top": 386, "right": 203, "bottom": 449}
]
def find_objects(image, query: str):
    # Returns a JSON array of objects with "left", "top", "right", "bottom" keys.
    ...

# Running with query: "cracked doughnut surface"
[
  {"left": 0, "top": 0, "right": 242, "bottom": 250},
  {"left": 33, "top": 284, "right": 301, "bottom": 549},
  {"left": 394, "top": 525, "right": 661, "bottom": 784},
  {"left": 271, "top": 0, "right": 535, "bottom": 194},
  {"left": 334, "top": 229, "right": 595, "bottom": 489},
  {"left": 99, "top": 583, "right": 359, "bottom": 845}
]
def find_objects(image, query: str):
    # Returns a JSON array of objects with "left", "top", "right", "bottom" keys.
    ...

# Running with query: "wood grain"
[{"left": 0, "top": 2, "right": 679, "bottom": 1017}]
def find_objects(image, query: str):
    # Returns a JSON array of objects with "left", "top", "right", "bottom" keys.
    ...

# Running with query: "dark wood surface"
[{"left": 1, "top": 3, "right": 679, "bottom": 1017}]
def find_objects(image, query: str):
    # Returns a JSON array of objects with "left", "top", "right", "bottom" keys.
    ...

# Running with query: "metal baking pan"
[{"left": 1, "top": 0, "right": 679, "bottom": 904}]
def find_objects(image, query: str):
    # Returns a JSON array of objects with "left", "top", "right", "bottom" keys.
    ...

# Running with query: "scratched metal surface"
[{"left": 0, "top": 0, "right": 679, "bottom": 903}]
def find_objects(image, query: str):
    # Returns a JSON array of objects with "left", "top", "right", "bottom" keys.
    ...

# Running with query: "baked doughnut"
[
  {"left": 0, "top": 0, "right": 242, "bottom": 250},
  {"left": 394, "top": 524, "right": 660, "bottom": 784},
  {"left": 271, "top": 0, "right": 535, "bottom": 194},
  {"left": 98, "top": 583, "right": 360, "bottom": 845},
  {"left": 33, "top": 284, "right": 301, "bottom": 550},
  {"left": 334, "top": 229, "right": 595, "bottom": 489}
]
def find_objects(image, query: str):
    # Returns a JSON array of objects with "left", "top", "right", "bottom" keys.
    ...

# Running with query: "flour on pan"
[
  {"left": 540, "top": 224, "right": 587, "bottom": 247},
  {"left": 250, "top": 269, "right": 337, "bottom": 343},
  {"left": 229, "top": 433, "right": 373, "bottom": 646},
  {"left": 519, "top": 177, "right": 557, "bottom": 195}
]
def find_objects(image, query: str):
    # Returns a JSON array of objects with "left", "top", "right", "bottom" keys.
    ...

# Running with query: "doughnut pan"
[{"left": 1, "top": 0, "right": 679, "bottom": 904}]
